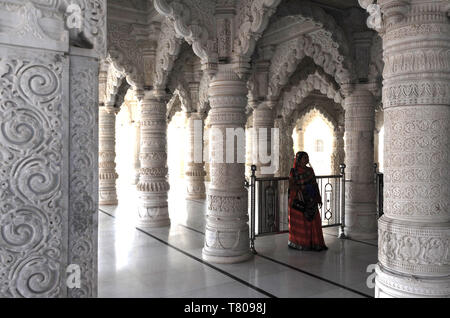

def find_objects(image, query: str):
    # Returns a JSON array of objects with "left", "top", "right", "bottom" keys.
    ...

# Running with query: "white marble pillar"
[
  {"left": 0, "top": 1, "right": 105, "bottom": 297},
  {"left": 203, "top": 120, "right": 211, "bottom": 182},
  {"left": 343, "top": 85, "right": 377, "bottom": 239},
  {"left": 185, "top": 112, "right": 206, "bottom": 200},
  {"left": 371, "top": 0, "right": 450, "bottom": 298},
  {"left": 130, "top": 91, "right": 142, "bottom": 186},
  {"left": 332, "top": 125, "right": 345, "bottom": 175},
  {"left": 99, "top": 105, "right": 119, "bottom": 205},
  {"left": 252, "top": 102, "right": 275, "bottom": 177},
  {"left": 275, "top": 118, "right": 294, "bottom": 178},
  {"left": 137, "top": 90, "right": 170, "bottom": 227},
  {"left": 131, "top": 121, "right": 141, "bottom": 185},
  {"left": 202, "top": 65, "right": 251, "bottom": 263},
  {"left": 245, "top": 113, "right": 254, "bottom": 179}
]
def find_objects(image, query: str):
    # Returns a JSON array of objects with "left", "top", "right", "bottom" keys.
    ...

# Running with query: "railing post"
[
  {"left": 338, "top": 163, "right": 347, "bottom": 239},
  {"left": 373, "top": 163, "right": 378, "bottom": 183},
  {"left": 250, "top": 165, "right": 257, "bottom": 254}
]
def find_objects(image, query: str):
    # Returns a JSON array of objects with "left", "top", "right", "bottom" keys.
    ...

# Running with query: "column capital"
[
  {"left": 103, "top": 105, "right": 120, "bottom": 115},
  {"left": 143, "top": 88, "right": 168, "bottom": 102},
  {"left": 360, "top": 0, "right": 450, "bottom": 34},
  {"left": 134, "top": 88, "right": 145, "bottom": 102},
  {"left": 253, "top": 101, "right": 275, "bottom": 127},
  {"left": 341, "top": 83, "right": 377, "bottom": 98}
]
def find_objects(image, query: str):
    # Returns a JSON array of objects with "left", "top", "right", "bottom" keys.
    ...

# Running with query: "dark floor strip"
[
  {"left": 177, "top": 222, "right": 373, "bottom": 298},
  {"left": 99, "top": 209, "right": 277, "bottom": 299},
  {"left": 323, "top": 232, "right": 378, "bottom": 247},
  {"left": 256, "top": 254, "right": 372, "bottom": 298},
  {"left": 177, "top": 223, "right": 205, "bottom": 236}
]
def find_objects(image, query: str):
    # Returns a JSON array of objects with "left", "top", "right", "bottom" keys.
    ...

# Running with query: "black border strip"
[
  {"left": 99, "top": 209, "right": 277, "bottom": 298},
  {"left": 177, "top": 224, "right": 373, "bottom": 298},
  {"left": 323, "top": 232, "right": 378, "bottom": 248},
  {"left": 177, "top": 223, "right": 205, "bottom": 236},
  {"left": 256, "top": 254, "right": 373, "bottom": 298}
]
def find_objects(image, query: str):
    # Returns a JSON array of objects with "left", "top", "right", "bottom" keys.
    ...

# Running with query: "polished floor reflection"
[{"left": 98, "top": 182, "right": 377, "bottom": 298}]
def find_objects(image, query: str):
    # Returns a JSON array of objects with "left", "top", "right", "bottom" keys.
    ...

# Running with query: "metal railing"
[
  {"left": 374, "top": 163, "right": 384, "bottom": 218},
  {"left": 248, "top": 164, "right": 347, "bottom": 254}
]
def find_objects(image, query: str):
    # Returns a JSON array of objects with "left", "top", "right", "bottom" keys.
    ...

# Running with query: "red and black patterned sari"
[{"left": 288, "top": 164, "right": 327, "bottom": 251}]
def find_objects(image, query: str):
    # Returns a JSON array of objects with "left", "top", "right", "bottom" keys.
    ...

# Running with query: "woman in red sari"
[{"left": 288, "top": 151, "right": 327, "bottom": 251}]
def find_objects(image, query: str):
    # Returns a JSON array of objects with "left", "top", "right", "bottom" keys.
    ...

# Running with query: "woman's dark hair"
[
  {"left": 294, "top": 151, "right": 310, "bottom": 169},
  {"left": 296, "top": 151, "right": 308, "bottom": 162}
]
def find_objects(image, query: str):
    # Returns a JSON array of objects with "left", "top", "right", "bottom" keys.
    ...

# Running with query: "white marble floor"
[{"left": 98, "top": 182, "right": 378, "bottom": 298}]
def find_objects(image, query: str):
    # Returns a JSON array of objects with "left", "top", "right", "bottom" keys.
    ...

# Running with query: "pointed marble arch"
[
  {"left": 115, "top": 80, "right": 131, "bottom": 109},
  {"left": 266, "top": 8, "right": 354, "bottom": 100},
  {"left": 167, "top": 46, "right": 202, "bottom": 114},
  {"left": 280, "top": 71, "right": 343, "bottom": 120},
  {"left": 154, "top": 21, "right": 184, "bottom": 90},
  {"left": 104, "top": 61, "right": 126, "bottom": 106},
  {"left": 107, "top": 21, "right": 145, "bottom": 90},
  {"left": 368, "top": 33, "right": 383, "bottom": 83},
  {"left": 153, "top": 0, "right": 217, "bottom": 71},
  {"left": 166, "top": 93, "right": 183, "bottom": 123},
  {"left": 198, "top": 72, "right": 211, "bottom": 116},
  {"left": 295, "top": 104, "right": 338, "bottom": 134}
]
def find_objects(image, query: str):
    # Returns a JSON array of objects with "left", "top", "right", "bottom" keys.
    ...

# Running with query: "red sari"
[{"left": 288, "top": 165, "right": 327, "bottom": 251}]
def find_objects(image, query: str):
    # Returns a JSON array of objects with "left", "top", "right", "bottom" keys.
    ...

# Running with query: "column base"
[
  {"left": 345, "top": 202, "right": 378, "bottom": 240},
  {"left": 375, "top": 264, "right": 450, "bottom": 298},
  {"left": 202, "top": 248, "right": 253, "bottom": 264},
  {"left": 99, "top": 190, "right": 118, "bottom": 206},
  {"left": 137, "top": 216, "right": 170, "bottom": 228},
  {"left": 137, "top": 205, "right": 170, "bottom": 227},
  {"left": 137, "top": 192, "right": 170, "bottom": 227}
]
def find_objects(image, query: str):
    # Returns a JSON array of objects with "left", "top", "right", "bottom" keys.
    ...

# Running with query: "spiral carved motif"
[
  {"left": 17, "top": 65, "right": 59, "bottom": 104},
  {"left": 10, "top": 256, "right": 59, "bottom": 298},
  {"left": 0, "top": 107, "right": 46, "bottom": 151},
  {"left": 0, "top": 51, "right": 65, "bottom": 298},
  {"left": 0, "top": 208, "right": 47, "bottom": 254},
  {"left": 11, "top": 157, "right": 59, "bottom": 203}
]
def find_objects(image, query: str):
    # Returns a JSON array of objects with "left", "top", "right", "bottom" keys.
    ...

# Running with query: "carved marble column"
[
  {"left": 0, "top": 0, "right": 105, "bottom": 298},
  {"left": 185, "top": 112, "right": 206, "bottom": 200},
  {"left": 131, "top": 120, "right": 141, "bottom": 185},
  {"left": 99, "top": 105, "right": 119, "bottom": 205},
  {"left": 130, "top": 91, "right": 142, "bottom": 186},
  {"left": 245, "top": 113, "right": 254, "bottom": 179},
  {"left": 370, "top": 0, "right": 450, "bottom": 298},
  {"left": 343, "top": 85, "right": 377, "bottom": 239},
  {"left": 202, "top": 65, "right": 251, "bottom": 263},
  {"left": 137, "top": 90, "right": 170, "bottom": 227},
  {"left": 275, "top": 118, "right": 294, "bottom": 178},
  {"left": 252, "top": 102, "right": 275, "bottom": 177},
  {"left": 204, "top": 119, "right": 211, "bottom": 182},
  {"left": 332, "top": 125, "right": 345, "bottom": 175}
]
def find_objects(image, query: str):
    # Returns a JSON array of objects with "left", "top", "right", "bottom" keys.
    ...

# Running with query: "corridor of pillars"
[{"left": 3, "top": 0, "right": 448, "bottom": 299}]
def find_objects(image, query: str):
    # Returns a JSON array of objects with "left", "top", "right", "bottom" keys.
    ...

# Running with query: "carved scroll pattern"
[{"left": 0, "top": 48, "right": 66, "bottom": 298}]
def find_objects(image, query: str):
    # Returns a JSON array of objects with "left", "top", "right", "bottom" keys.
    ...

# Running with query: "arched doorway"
[{"left": 293, "top": 108, "right": 336, "bottom": 175}]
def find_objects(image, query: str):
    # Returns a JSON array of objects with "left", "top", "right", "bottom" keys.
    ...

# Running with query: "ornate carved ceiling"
[{"left": 105, "top": 0, "right": 382, "bottom": 122}]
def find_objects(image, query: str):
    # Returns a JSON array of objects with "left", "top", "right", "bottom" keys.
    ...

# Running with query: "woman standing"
[{"left": 288, "top": 151, "right": 328, "bottom": 251}]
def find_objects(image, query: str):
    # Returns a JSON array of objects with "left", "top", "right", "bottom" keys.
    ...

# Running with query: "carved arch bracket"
[
  {"left": 280, "top": 71, "right": 343, "bottom": 120},
  {"left": 153, "top": 0, "right": 217, "bottom": 70},
  {"left": 234, "top": 0, "right": 282, "bottom": 59},
  {"left": 154, "top": 21, "right": 183, "bottom": 90}
]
